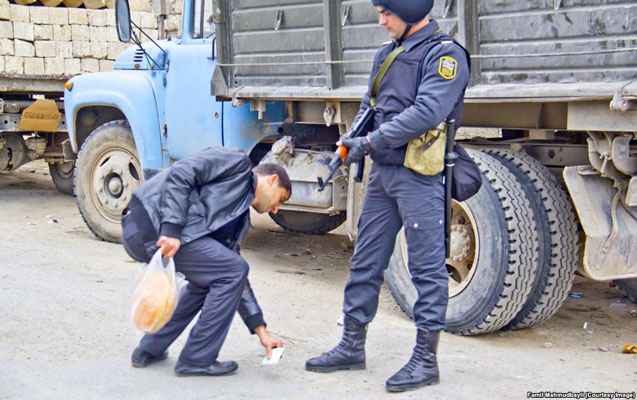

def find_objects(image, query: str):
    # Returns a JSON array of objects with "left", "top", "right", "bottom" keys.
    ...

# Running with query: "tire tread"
[
  {"left": 48, "top": 161, "right": 75, "bottom": 196},
  {"left": 453, "top": 150, "right": 540, "bottom": 335},
  {"left": 485, "top": 149, "right": 579, "bottom": 329},
  {"left": 384, "top": 150, "right": 541, "bottom": 335}
]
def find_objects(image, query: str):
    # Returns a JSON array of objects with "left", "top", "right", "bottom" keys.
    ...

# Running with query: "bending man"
[{"left": 122, "top": 146, "right": 291, "bottom": 377}]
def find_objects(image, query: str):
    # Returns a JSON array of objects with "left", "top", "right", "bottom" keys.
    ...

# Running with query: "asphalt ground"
[{"left": 1, "top": 161, "right": 636, "bottom": 400}]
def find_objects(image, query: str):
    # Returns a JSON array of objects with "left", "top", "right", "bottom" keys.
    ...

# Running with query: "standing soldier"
[{"left": 305, "top": 0, "right": 470, "bottom": 393}]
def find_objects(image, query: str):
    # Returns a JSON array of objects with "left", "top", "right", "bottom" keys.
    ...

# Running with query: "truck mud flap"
[{"left": 563, "top": 166, "right": 637, "bottom": 280}]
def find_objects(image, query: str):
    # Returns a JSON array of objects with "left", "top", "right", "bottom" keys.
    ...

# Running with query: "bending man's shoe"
[
  {"left": 174, "top": 360, "right": 238, "bottom": 377},
  {"left": 131, "top": 347, "right": 168, "bottom": 368},
  {"left": 386, "top": 329, "right": 440, "bottom": 393},
  {"left": 305, "top": 315, "right": 367, "bottom": 373}
]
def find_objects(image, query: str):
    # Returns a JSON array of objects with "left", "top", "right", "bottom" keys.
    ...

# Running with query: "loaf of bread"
[{"left": 132, "top": 270, "right": 177, "bottom": 333}]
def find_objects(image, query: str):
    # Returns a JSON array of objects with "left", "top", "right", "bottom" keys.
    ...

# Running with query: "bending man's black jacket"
[{"left": 132, "top": 147, "right": 265, "bottom": 334}]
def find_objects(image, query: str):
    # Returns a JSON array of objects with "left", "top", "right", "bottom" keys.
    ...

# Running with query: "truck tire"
[
  {"left": 74, "top": 120, "right": 142, "bottom": 243},
  {"left": 269, "top": 210, "right": 346, "bottom": 235},
  {"left": 385, "top": 150, "right": 539, "bottom": 335},
  {"left": 614, "top": 278, "right": 637, "bottom": 303},
  {"left": 485, "top": 149, "right": 579, "bottom": 329},
  {"left": 49, "top": 161, "right": 76, "bottom": 196}
]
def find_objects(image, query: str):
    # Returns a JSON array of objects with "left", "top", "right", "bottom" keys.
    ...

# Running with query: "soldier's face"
[{"left": 377, "top": 7, "right": 407, "bottom": 39}]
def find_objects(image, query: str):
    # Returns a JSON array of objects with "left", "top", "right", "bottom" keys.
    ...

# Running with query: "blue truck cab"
[{"left": 64, "top": 0, "right": 286, "bottom": 242}]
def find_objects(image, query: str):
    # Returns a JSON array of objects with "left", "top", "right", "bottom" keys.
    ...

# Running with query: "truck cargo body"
[{"left": 213, "top": 1, "right": 636, "bottom": 96}]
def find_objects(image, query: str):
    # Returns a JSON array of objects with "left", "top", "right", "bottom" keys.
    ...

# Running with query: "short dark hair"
[{"left": 253, "top": 163, "right": 292, "bottom": 198}]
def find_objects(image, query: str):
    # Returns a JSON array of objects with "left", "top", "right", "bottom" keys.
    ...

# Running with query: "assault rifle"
[{"left": 317, "top": 108, "right": 375, "bottom": 192}]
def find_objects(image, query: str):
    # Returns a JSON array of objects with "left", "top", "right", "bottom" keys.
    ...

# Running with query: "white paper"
[{"left": 262, "top": 347, "right": 285, "bottom": 365}]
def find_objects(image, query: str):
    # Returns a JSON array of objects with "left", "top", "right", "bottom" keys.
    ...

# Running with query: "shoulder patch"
[{"left": 438, "top": 56, "right": 457, "bottom": 80}]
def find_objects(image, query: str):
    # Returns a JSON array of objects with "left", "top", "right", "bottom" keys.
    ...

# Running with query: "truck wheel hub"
[
  {"left": 91, "top": 148, "right": 140, "bottom": 221},
  {"left": 107, "top": 175, "right": 124, "bottom": 197},
  {"left": 450, "top": 225, "right": 472, "bottom": 262}
]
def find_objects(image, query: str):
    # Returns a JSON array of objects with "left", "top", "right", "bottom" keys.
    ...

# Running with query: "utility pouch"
[{"left": 404, "top": 122, "right": 446, "bottom": 176}]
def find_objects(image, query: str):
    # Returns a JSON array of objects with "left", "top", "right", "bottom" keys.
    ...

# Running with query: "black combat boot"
[
  {"left": 385, "top": 329, "right": 440, "bottom": 393},
  {"left": 305, "top": 315, "right": 367, "bottom": 373},
  {"left": 174, "top": 360, "right": 238, "bottom": 377}
]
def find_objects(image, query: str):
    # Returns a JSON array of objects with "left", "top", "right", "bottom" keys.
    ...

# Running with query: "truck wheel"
[
  {"left": 614, "top": 278, "right": 637, "bottom": 303},
  {"left": 485, "top": 149, "right": 579, "bottom": 329},
  {"left": 74, "top": 120, "right": 142, "bottom": 243},
  {"left": 269, "top": 210, "right": 346, "bottom": 235},
  {"left": 49, "top": 161, "right": 76, "bottom": 196},
  {"left": 385, "top": 150, "right": 539, "bottom": 335}
]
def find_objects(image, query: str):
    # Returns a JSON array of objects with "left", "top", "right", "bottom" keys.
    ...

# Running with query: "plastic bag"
[{"left": 131, "top": 249, "right": 186, "bottom": 333}]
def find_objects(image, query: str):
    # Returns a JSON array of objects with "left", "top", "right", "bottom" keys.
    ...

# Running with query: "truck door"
[{"left": 164, "top": 0, "right": 220, "bottom": 160}]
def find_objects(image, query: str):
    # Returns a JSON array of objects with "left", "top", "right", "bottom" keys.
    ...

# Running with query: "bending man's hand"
[
  {"left": 254, "top": 325, "right": 283, "bottom": 359},
  {"left": 156, "top": 236, "right": 181, "bottom": 258},
  {"left": 341, "top": 137, "right": 372, "bottom": 166}
]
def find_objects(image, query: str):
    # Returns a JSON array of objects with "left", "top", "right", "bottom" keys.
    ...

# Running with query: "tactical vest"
[{"left": 369, "top": 32, "right": 470, "bottom": 165}]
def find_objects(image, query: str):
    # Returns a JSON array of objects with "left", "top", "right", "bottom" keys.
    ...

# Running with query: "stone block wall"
[
  {"left": 0, "top": 0, "right": 160, "bottom": 76},
  {"left": 159, "top": 0, "right": 183, "bottom": 38}
]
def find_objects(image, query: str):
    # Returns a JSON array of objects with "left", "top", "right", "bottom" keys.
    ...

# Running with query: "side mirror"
[{"left": 115, "top": 0, "right": 132, "bottom": 42}]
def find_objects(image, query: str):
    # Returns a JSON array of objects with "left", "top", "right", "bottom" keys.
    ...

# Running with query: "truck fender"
[{"left": 64, "top": 70, "right": 163, "bottom": 169}]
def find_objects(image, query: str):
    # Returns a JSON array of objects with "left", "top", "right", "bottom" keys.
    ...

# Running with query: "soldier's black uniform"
[
  {"left": 347, "top": 20, "right": 470, "bottom": 331},
  {"left": 306, "top": 10, "right": 471, "bottom": 393}
]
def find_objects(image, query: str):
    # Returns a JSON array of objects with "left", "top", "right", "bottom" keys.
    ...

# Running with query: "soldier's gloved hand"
[{"left": 341, "top": 137, "right": 372, "bottom": 166}]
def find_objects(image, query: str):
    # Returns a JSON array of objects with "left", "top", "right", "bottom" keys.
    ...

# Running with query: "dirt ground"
[{"left": 1, "top": 161, "right": 636, "bottom": 400}]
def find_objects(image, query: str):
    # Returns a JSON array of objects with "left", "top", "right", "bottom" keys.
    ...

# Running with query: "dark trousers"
[
  {"left": 122, "top": 210, "right": 249, "bottom": 367},
  {"left": 343, "top": 163, "right": 448, "bottom": 331}
]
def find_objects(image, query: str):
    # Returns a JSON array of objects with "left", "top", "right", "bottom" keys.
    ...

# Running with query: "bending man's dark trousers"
[
  {"left": 122, "top": 210, "right": 248, "bottom": 368},
  {"left": 343, "top": 163, "right": 448, "bottom": 331}
]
